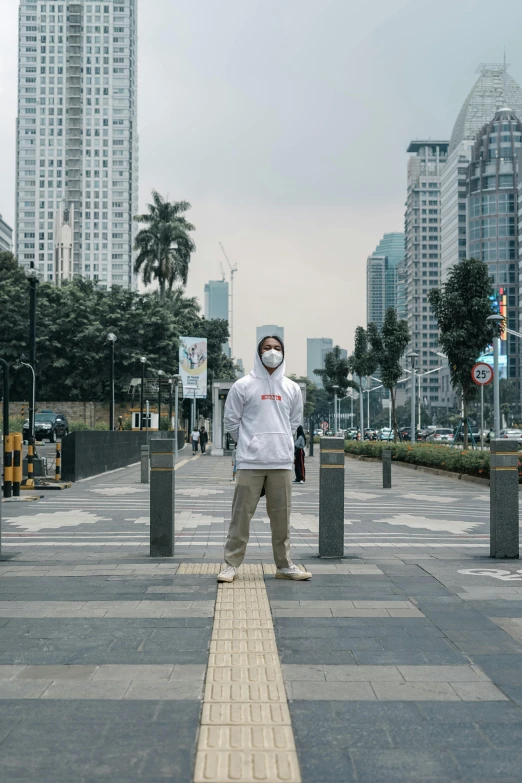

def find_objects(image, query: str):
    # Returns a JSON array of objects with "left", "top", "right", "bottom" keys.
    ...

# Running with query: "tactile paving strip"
[{"left": 194, "top": 564, "right": 301, "bottom": 783}]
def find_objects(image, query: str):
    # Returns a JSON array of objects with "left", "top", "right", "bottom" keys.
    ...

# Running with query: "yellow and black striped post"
[
  {"left": 26, "top": 438, "right": 35, "bottom": 489},
  {"left": 55, "top": 441, "right": 61, "bottom": 481},
  {"left": 3, "top": 434, "right": 14, "bottom": 499},
  {"left": 12, "top": 432, "right": 22, "bottom": 497}
]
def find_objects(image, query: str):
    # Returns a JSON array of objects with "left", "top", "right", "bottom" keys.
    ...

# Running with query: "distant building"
[
  {"left": 366, "top": 232, "right": 405, "bottom": 329},
  {"left": 396, "top": 259, "right": 407, "bottom": 321},
  {"left": 16, "top": 0, "right": 139, "bottom": 287},
  {"left": 0, "top": 214, "right": 13, "bottom": 252},
  {"left": 441, "top": 64, "right": 522, "bottom": 281},
  {"left": 404, "top": 140, "right": 449, "bottom": 410},
  {"left": 256, "top": 325, "right": 285, "bottom": 344},
  {"left": 236, "top": 359, "right": 245, "bottom": 378},
  {"left": 204, "top": 279, "right": 229, "bottom": 321},
  {"left": 307, "top": 338, "right": 333, "bottom": 388}
]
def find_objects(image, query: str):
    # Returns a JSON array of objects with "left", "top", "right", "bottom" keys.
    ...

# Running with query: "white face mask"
[{"left": 261, "top": 349, "right": 283, "bottom": 368}]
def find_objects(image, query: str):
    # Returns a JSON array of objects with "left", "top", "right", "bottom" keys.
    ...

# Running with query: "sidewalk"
[{"left": 1, "top": 453, "right": 522, "bottom": 781}]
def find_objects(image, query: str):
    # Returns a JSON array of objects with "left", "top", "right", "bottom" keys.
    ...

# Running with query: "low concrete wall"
[{"left": 61, "top": 430, "right": 185, "bottom": 482}]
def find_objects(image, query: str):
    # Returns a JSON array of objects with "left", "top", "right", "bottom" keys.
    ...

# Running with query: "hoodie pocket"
[{"left": 245, "top": 432, "right": 293, "bottom": 463}]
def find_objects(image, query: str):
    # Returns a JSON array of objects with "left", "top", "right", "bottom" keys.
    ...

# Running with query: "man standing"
[{"left": 218, "top": 335, "right": 312, "bottom": 582}]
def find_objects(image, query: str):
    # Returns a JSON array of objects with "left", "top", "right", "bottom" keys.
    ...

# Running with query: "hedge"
[{"left": 344, "top": 440, "right": 499, "bottom": 480}]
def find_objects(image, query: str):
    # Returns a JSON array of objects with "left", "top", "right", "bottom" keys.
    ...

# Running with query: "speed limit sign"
[{"left": 471, "top": 362, "right": 494, "bottom": 386}]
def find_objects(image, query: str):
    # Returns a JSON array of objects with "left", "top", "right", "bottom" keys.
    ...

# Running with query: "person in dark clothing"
[
  {"left": 199, "top": 426, "right": 208, "bottom": 455},
  {"left": 294, "top": 424, "right": 306, "bottom": 484}
]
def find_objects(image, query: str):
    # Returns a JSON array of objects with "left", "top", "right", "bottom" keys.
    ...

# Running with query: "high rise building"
[
  {"left": 0, "top": 214, "right": 13, "bottom": 252},
  {"left": 204, "top": 279, "right": 229, "bottom": 321},
  {"left": 404, "top": 141, "right": 449, "bottom": 409},
  {"left": 16, "top": 0, "right": 138, "bottom": 288},
  {"left": 396, "top": 259, "right": 407, "bottom": 321},
  {"left": 441, "top": 64, "right": 522, "bottom": 282},
  {"left": 366, "top": 232, "right": 405, "bottom": 329},
  {"left": 467, "top": 107, "right": 522, "bottom": 382},
  {"left": 256, "top": 325, "right": 284, "bottom": 344},
  {"left": 307, "top": 338, "right": 333, "bottom": 388}
]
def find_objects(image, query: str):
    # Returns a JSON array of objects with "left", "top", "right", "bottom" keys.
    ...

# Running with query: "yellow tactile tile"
[
  {"left": 194, "top": 750, "right": 301, "bottom": 783},
  {"left": 193, "top": 562, "right": 301, "bottom": 783},
  {"left": 201, "top": 702, "right": 291, "bottom": 726},
  {"left": 210, "top": 639, "right": 278, "bottom": 654},
  {"left": 212, "top": 619, "right": 273, "bottom": 631},
  {"left": 177, "top": 563, "right": 222, "bottom": 575},
  {"left": 262, "top": 564, "right": 277, "bottom": 575},
  {"left": 214, "top": 609, "right": 272, "bottom": 621},
  {"left": 198, "top": 726, "right": 296, "bottom": 752},
  {"left": 204, "top": 681, "right": 287, "bottom": 703},
  {"left": 211, "top": 628, "right": 276, "bottom": 641},
  {"left": 206, "top": 666, "right": 283, "bottom": 685},
  {"left": 208, "top": 653, "right": 280, "bottom": 668}
]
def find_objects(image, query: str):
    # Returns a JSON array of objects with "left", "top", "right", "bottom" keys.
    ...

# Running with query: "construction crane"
[
  {"left": 219, "top": 262, "right": 226, "bottom": 282},
  {"left": 219, "top": 243, "right": 238, "bottom": 357}
]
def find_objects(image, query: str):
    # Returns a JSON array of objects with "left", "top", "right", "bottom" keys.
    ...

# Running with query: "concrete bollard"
[
  {"left": 55, "top": 442, "right": 62, "bottom": 481},
  {"left": 319, "top": 436, "right": 345, "bottom": 558},
  {"left": 490, "top": 440, "right": 519, "bottom": 559},
  {"left": 3, "top": 434, "right": 13, "bottom": 498},
  {"left": 12, "top": 432, "right": 22, "bottom": 497},
  {"left": 150, "top": 439, "right": 175, "bottom": 557},
  {"left": 382, "top": 449, "right": 392, "bottom": 489},
  {"left": 141, "top": 445, "right": 149, "bottom": 484}
]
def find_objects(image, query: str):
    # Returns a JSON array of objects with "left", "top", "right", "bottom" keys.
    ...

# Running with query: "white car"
[
  {"left": 379, "top": 428, "right": 393, "bottom": 441},
  {"left": 426, "top": 428, "right": 453, "bottom": 443},
  {"left": 499, "top": 429, "right": 522, "bottom": 445}
]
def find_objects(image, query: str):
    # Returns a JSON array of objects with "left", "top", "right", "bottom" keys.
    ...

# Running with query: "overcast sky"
[{"left": 1, "top": 0, "right": 522, "bottom": 375}]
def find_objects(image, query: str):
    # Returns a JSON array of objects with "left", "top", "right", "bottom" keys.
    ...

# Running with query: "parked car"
[
  {"left": 453, "top": 428, "right": 481, "bottom": 443},
  {"left": 425, "top": 427, "right": 453, "bottom": 444},
  {"left": 379, "top": 427, "right": 393, "bottom": 441},
  {"left": 498, "top": 429, "right": 522, "bottom": 445},
  {"left": 400, "top": 427, "right": 423, "bottom": 442},
  {"left": 23, "top": 410, "right": 69, "bottom": 442}
]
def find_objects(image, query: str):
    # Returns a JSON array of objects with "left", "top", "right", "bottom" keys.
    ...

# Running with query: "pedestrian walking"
[
  {"left": 293, "top": 425, "right": 306, "bottom": 484},
  {"left": 191, "top": 427, "right": 200, "bottom": 455},
  {"left": 199, "top": 426, "right": 208, "bottom": 455},
  {"left": 218, "top": 335, "right": 312, "bottom": 583}
]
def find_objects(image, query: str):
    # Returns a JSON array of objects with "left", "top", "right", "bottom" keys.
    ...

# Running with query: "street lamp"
[
  {"left": 487, "top": 314, "right": 504, "bottom": 438},
  {"left": 406, "top": 352, "right": 419, "bottom": 442},
  {"left": 157, "top": 370, "right": 165, "bottom": 430},
  {"left": 24, "top": 266, "right": 39, "bottom": 448},
  {"left": 331, "top": 385, "right": 339, "bottom": 435},
  {"left": 139, "top": 357, "right": 146, "bottom": 431},
  {"left": 107, "top": 333, "right": 117, "bottom": 431},
  {"left": 19, "top": 358, "right": 35, "bottom": 443}
]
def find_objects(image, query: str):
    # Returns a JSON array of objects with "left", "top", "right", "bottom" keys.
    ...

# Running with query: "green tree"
[
  {"left": 134, "top": 191, "right": 196, "bottom": 300},
  {"left": 428, "top": 257, "right": 495, "bottom": 448},
  {"left": 348, "top": 327, "right": 373, "bottom": 430},
  {"left": 314, "top": 345, "right": 355, "bottom": 399},
  {"left": 289, "top": 375, "right": 317, "bottom": 419},
  {"left": 367, "top": 308, "right": 410, "bottom": 442}
]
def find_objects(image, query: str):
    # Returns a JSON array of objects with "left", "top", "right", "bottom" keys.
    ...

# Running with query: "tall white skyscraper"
[{"left": 16, "top": 0, "right": 138, "bottom": 288}]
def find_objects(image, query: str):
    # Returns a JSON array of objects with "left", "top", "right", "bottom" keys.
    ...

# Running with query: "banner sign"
[{"left": 179, "top": 337, "right": 208, "bottom": 399}]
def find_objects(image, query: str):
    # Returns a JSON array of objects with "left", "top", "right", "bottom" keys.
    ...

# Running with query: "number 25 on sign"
[{"left": 471, "top": 362, "right": 493, "bottom": 450}]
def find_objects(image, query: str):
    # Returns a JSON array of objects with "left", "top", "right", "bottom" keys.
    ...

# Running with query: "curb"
[{"left": 344, "top": 452, "right": 491, "bottom": 486}]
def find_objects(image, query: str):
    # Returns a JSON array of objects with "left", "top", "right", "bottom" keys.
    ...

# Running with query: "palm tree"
[
  {"left": 134, "top": 191, "right": 196, "bottom": 299},
  {"left": 165, "top": 286, "right": 200, "bottom": 327}
]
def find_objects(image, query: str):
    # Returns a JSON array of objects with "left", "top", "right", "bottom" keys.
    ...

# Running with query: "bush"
[
  {"left": 8, "top": 416, "right": 26, "bottom": 433},
  {"left": 69, "top": 421, "right": 89, "bottom": 432},
  {"left": 94, "top": 422, "right": 109, "bottom": 431},
  {"left": 344, "top": 440, "right": 494, "bottom": 479}
]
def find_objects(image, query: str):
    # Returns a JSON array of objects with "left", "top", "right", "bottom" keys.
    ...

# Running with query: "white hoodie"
[{"left": 224, "top": 342, "right": 303, "bottom": 471}]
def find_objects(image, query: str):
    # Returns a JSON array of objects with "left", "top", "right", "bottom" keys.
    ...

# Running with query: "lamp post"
[
  {"left": 487, "top": 314, "right": 504, "bottom": 438},
  {"left": 407, "top": 352, "right": 419, "bottom": 443},
  {"left": 19, "top": 359, "right": 35, "bottom": 443},
  {"left": 331, "top": 385, "right": 339, "bottom": 435},
  {"left": 139, "top": 357, "right": 146, "bottom": 431},
  {"left": 24, "top": 266, "right": 38, "bottom": 446},
  {"left": 168, "top": 378, "right": 173, "bottom": 431},
  {"left": 157, "top": 370, "right": 164, "bottom": 431},
  {"left": 107, "top": 333, "right": 117, "bottom": 431}
]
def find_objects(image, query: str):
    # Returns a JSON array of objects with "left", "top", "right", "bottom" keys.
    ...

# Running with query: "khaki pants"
[{"left": 224, "top": 469, "right": 292, "bottom": 569}]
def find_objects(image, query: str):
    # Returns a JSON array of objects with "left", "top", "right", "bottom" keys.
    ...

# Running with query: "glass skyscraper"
[
  {"left": 366, "top": 232, "right": 405, "bottom": 329},
  {"left": 204, "top": 279, "right": 229, "bottom": 321},
  {"left": 16, "top": 0, "right": 138, "bottom": 288}
]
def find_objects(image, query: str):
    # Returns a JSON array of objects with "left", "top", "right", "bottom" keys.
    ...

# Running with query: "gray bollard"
[
  {"left": 490, "top": 440, "right": 519, "bottom": 559},
  {"left": 319, "top": 437, "right": 345, "bottom": 558},
  {"left": 382, "top": 449, "right": 392, "bottom": 489},
  {"left": 150, "top": 439, "right": 175, "bottom": 557},
  {"left": 141, "top": 445, "right": 149, "bottom": 484}
]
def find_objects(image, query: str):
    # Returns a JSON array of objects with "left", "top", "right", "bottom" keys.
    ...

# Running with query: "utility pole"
[
  {"left": 219, "top": 243, "right": 238, "bottom": 357},
  {"left": 25, "top": 266, "right": 38, "bottom": 445}
]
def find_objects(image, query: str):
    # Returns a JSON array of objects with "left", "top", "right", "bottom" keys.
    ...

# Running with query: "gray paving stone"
[
  {"left": 282, "top": 664, "right": 326, "bottom": 681},
  {"left": 371, "top": 681, "right": 461, "bottom": 701},
  {"left": 397, "top": 665, "right": 488, "bottom": 682},
  {"left": 288, "top": 680, "right": 376, "bottom": 700},
  {"left": 351, "top": 748, "right": 460, "bottom": 782},
  {"left": 451, "top": 748, "right": 522, "bottom": 780}
]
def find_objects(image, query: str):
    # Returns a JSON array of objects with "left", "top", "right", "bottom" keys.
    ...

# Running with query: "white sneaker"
[
  {"left": 276, "top": 564, "right": 312, "bottom": 580},
  {"left": 217, "top": 564, "right": 237, "bottom": 582}
]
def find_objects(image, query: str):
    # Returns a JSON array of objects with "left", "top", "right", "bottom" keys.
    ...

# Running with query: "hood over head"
[{"left": 252, "top": 335, "right": 286, "bottom": 380}]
